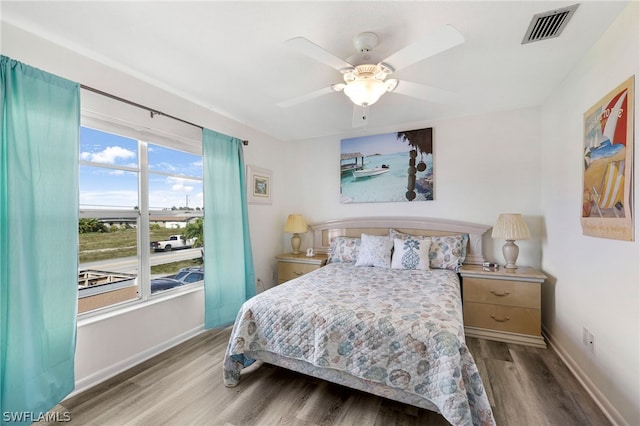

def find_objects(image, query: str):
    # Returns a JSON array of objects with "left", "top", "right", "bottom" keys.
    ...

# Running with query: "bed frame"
[
  {"left": 309, "top": 216, "right": 491, "bottom": 265},
  {"left": 229, "top": 217, "right": 495, "bottom": 423}
]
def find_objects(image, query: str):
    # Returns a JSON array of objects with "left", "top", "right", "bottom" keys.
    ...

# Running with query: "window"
[
  {"left": 147, "top": 142, "right": 203, "bottom": 295},
  {"left": 78, "top": 123, "right": 203, "bottom": 313}
]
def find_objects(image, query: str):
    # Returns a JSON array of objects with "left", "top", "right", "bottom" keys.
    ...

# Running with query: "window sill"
[{"left": 77, "top": 282, "right": 204, "bottom": 327}]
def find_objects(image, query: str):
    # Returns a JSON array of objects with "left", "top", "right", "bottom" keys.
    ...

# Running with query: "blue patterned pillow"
[
  {"left": 389, "top": 229, "right": 469, "bottom": 270},
  {"left": 391, "top": 237, "right": 431, "bottom": 270},
  {"left": 328, "top": 236, "right": 361, "bottom": 263},
  {"left": 355, "top": 234, "right": 393, "bottom": 268}
]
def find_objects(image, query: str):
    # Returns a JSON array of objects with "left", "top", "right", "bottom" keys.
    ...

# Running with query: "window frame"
[{"left": 78, "top": 91, "right": 204, "bottom": 317}]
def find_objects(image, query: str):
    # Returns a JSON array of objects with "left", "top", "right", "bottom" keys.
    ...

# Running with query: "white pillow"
[
  {"left": 391, "top": 237, "right": 432, "bottom": 270},
  {"left": 355, "top": 234, "right": 393, "bottom": 268}
]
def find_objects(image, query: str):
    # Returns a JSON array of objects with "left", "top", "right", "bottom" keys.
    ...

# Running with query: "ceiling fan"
[{"left": 277, "top": 25, "right": 465, "bottom": 124}]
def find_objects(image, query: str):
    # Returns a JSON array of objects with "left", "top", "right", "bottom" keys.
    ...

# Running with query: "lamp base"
[
  {"left": 502, "top": 240, "right": 520, "bottom": 269},
  {"left": 291, "top": 233, "right": 302, "bottom": 255}
]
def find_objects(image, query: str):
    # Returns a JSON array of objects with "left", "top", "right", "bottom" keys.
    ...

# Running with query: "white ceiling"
[{"left": 1, "top": 1, "right": 629, "bottom": 142}]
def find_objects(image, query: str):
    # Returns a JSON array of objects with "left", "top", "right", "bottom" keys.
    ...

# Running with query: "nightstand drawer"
[
  {"left": 463, "top": 302, "right": 541, "bottom": 336},
  {"left": 463, "top": 277, "right": 540, "bottom": 309},
  {"left": 277, "top": 262, "right": 320, "bottom": 283}
]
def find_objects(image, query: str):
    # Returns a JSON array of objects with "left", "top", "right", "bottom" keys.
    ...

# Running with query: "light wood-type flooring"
[{"left": 45, "top": 327, "right": 611, "bottom": 425}]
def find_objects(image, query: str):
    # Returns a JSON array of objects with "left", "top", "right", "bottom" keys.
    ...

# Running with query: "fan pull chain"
[{"left": 361, "top": 105, "right": 369, "bottom": 132}]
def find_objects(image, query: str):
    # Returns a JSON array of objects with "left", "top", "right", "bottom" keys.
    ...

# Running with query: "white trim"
[
  {"left": 78, "top": 282, "right": 203, "bottom": 325},
  {"left": 68, "top": 324, "right": 205, "bottom": 399},
  {"left": 81, "top": 88, "right": 202, "bottom": 155},
  {"left": 138, "top": 141, "right": 151, "bottom": 301},
  {"left": 464, "top": 326, "right": 546, "bottom": 348},
  {"left": 80, "top": 159, "right": 139, "bottom": 173},
  {"left": 542, "top": 326, "right": 627, "bottom": 426}
]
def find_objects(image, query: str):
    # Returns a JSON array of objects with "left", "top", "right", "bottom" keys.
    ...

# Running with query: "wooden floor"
[{"left": 46, "top": 328, "right": 611, "bottom": 426}]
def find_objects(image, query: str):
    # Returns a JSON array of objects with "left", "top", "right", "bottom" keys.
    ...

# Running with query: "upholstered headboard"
[{"left": 309, "top": 216, "right": 490, "bottom": 265}]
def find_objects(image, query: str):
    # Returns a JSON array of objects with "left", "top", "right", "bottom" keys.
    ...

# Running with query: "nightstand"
[
  {"left": 275, "top": 253, "right": 328, "bottom": 284},
  {"left": 459, "top": 265, "right": 546, "bottom": 348}
]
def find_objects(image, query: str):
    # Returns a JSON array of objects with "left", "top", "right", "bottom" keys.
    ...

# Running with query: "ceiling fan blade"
[
  {"left": 381, "top": 25, "right": 464, "bottom": 72},
  {"left": 392, "top": 80, "right": 458, "bottom": 104},
  {"left": 277, "top": 86, "right": 335, "bottom": 108},
  {"left": 285, "top": 37, "right": 354, "bottom": 72}
]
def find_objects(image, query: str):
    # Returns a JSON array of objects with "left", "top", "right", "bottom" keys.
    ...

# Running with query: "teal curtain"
[
  {"left": 202, "top": 129, "right": 255, "bottom": 328},
  {"left": 0, "top": 56, "right": 79, "bottom": 422}
]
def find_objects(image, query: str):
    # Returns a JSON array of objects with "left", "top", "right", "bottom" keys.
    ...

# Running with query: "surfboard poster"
[{"left": 582, "top": 76, "right": 634, "bottom": 241}]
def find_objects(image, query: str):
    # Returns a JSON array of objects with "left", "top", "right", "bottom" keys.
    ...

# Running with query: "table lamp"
[
  {"left": 284, "top": 214, "right": 308, "bottom": 255},
  {"left": 491, "top": 213, "right": 530, "bottom": 269}
]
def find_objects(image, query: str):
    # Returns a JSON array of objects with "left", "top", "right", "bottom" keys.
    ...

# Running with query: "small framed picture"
[{"left": 247, "top": 165, "right": 272, "bottom": 204}]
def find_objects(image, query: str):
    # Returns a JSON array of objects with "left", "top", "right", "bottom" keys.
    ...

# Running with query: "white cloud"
[
  {"left": 170, "top": 176, "right": 194, "bottom": 193},
  {"left": 149, "top": 189, "right": 202, "bottom": 210},
  {"left": 151, "top": 161, "right": 177, "bottom": 172},
  {"left": 81, "top": 146, "right": 136, "bottom": 164}
]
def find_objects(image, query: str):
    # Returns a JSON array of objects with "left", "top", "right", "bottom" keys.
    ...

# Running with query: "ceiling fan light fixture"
[{"left": 343, "top": 77, "right": 387, "bottom": 107}]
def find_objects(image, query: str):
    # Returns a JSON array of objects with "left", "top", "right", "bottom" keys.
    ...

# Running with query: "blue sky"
[
  {"left": 80, "top": 127, "right": 203, "bottom": 209},
  {"left": 341, "top": 131, "right": 413, "bottom": 157}
]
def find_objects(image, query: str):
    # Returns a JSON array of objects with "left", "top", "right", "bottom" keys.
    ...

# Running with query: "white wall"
[
  {"left": 285, "top": 108, "right": 543, "bottom": 267},
  {"left": 540, "top": 3, "right": 639, "bottom": 424},
  {"left": 2, "top": 23, "right": 288, "bottom": 394}
]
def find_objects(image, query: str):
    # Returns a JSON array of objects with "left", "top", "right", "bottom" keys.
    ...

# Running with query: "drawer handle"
[
  {"left": 490, "top": 315, "right": 511, "bottom": 322},
  {"left": 294, "top": 272, "right": 303, "bottom": 276},
  {"left": 490, "top": 290, "right": 510, "bottom": 297}
]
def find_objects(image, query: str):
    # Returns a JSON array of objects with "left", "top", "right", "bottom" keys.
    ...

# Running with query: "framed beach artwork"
[
  {"left": 340, "top": 127, "right": 433, "bottom": 203},
  {"left": 581, "top": 76, "right": 634, "bottom": 241},
  {"left": 247, "top": 165, "right": 272, "bottom": 205}
]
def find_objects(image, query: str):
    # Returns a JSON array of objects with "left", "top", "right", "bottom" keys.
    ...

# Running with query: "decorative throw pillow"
[
  {"left": 429, "top": 234, "right": 469, "bottom": 270},
  {"left": 328, "top": 236, "right": 361, "bottom": 263},
  {"left": 391, "top": 237, "right": 431, "bottom": 270},
  {"left": 389, "top": 228, "right": 407, "bottom": 240},
  {"left": 355, "top": 234, "right": 393, "bottom": 268},
  {"left": 389, "top": 229, "right": 469, "bottom": 270},
  {"left": 389, "top": 229, "right": 431, "bottom": 242}
]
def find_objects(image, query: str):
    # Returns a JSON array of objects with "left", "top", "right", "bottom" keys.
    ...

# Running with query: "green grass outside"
[
  {"left": 79, "top": 227, "right": 187, "bottom": 263},
  {"left": 151, "top": 258, "right": 203, "bottom": 275}
]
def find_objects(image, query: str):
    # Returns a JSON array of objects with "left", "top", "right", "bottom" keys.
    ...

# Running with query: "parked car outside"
[{"left": 151, "top": 267, "right": 204, "bottom": 293}]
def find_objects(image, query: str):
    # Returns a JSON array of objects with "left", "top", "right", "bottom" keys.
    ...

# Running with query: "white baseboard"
[
  {"left": 67, "top": 325, "right": 205, "bottom": 400},
  {"left": 542, "top": 326, "right": 627, "bottom": 426}
]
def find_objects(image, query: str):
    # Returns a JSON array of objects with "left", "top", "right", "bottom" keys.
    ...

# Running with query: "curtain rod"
[{"left": 80, "top": 84, "right": 249, "bottom": 146}]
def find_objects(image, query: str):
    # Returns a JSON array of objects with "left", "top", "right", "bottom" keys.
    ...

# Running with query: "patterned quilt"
[{"left": 223, "top": 262, "right": 495, "bottom": 426}]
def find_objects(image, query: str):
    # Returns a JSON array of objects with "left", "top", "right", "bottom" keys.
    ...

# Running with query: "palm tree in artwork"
[
  {"left": 397, "top": 128, "right": 434, "bottom": 201},
  {"left": 397, "top": 128, "right": 433, "bottom": 155}
]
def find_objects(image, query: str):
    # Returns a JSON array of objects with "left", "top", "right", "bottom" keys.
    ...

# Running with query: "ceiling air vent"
[{"left": 522, "top": 4, "right": 579, "bottom": 44}]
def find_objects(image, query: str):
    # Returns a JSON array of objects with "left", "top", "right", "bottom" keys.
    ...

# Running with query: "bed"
[{"left": 223, "top": 217, "right": 495, "bottom": 426}]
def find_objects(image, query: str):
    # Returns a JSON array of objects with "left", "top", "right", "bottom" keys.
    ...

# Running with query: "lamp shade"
[
  {"left": 491, "top": 213, "right": 530, "bottom": 240},
  {"left": 284, "top": 214, "right": 308, "bottom": 234}
]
